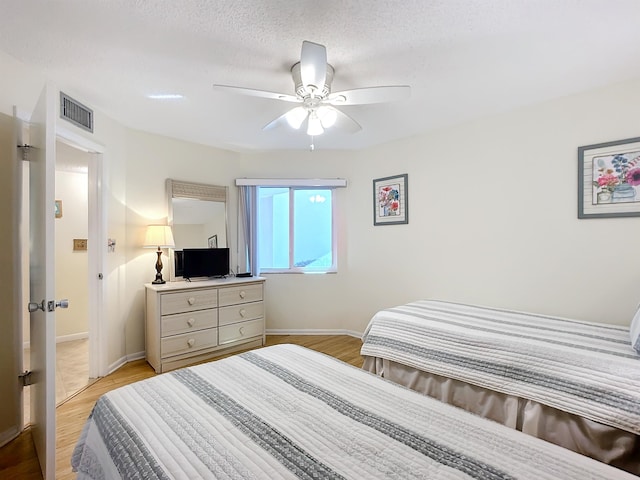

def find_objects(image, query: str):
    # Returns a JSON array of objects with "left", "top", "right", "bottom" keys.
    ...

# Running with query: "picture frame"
[
  {"left": 208, "top": 234, "right": 218, "bottom": 248},
  {"left": 55, "top": 200, "right": 63, "bottom": 218},
  {"left": 578, "top": 136, "right": 640, "bottom": 218},
  {"left": 373, "top": 174, "right": 408, "bottom": 225}
]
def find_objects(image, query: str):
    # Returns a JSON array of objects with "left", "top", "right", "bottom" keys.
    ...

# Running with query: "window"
[{"left": 258, "top": 187, "right": 336, "bottom": 273}]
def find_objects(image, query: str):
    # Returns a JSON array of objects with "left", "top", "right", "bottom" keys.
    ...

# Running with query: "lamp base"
[{"left": 152, "top": 248, "right": 166, "bottom": 284}]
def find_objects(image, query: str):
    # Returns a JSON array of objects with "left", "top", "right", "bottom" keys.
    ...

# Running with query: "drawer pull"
[
  {"left": 239, "top": 308, "right": 246, "bottom": 317},
  {"left": 187, "top": 297, "right": 196, "bottom": 306},
  {"left": 239, "top": 290, "right": 246, "bottom": 299},
  {"left": 187, "top": 338, "right": 195, "bottom": 348},
  {"left": 187, "top": 318, "right": 195, "bottom": 327},
  {"left": 239, "top": 327, "right": 245, "bottom": 336}
]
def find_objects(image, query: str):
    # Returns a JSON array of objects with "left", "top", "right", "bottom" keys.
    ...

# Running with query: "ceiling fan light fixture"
[
  {"left": 217, "top": 41, "right": 409, "bottom": 144},
  {"left": 307, "top": 112, "right": 324, "bottom": 136},
  {"left": 285, "top": 106, "right": 308, "bottom": 129},
  {"left": 318, "top": 106, "right": 337, "bottom": 128}
]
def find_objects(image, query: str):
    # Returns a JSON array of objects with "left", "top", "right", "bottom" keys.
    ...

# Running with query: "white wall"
[
  {"left": 1, "top": 48, "right": 638, "bottom": 376},
  {"left": 118, "top": 78, "right": 640, "bottom": 358},
  {"left": 240, "top": 80, "right": 640, "bottom": 333},
  {"left": 122, "top": 129, "right": 240, "bottom": 357},
  {"left": 353, "top": 79, "right": 640, "bottom": 329}
]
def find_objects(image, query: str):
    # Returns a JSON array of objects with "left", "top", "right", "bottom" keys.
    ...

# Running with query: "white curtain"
[{"left": 237, "top": 185, "right": 258, "bottom": 275}]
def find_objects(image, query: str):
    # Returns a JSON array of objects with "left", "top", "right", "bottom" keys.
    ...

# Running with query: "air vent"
[{"left": 60, "top": 92, "right": 94, "bottom": 133}]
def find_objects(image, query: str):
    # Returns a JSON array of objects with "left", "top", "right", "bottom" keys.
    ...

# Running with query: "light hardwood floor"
[
  {"left": 0, "top": 335, "right": 364, "bottom": 480},
  {"left": 23, "top": 339, "right": 94, "bottom": 426}
]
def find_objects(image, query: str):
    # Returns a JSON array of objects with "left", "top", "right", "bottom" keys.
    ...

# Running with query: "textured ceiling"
[{"left": 1, "top": 1, "right": 640, "bottom": 152}]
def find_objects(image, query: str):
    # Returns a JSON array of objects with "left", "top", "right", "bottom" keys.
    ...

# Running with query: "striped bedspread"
[
  {"left": 71, "top": 344, "right": 635, "bottom": 479},
  {"left": 361, "top": 300, "right": 640, "bottom": 435}
]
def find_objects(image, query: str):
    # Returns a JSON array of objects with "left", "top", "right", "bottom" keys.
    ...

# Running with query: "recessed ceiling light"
[{"left": 146, "top": 94, "right": 184, "bottom": 100}]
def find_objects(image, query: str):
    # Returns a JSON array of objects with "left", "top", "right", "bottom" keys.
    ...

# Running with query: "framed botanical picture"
[
  {"left": 373, "top": 174, "right": 408, "bottom": 225},
  {"left": 578, "top": 136, "right": 640, "bottom": 218},
  {"left": 208, "top": 234, "right": 218, "bottom": 248}
]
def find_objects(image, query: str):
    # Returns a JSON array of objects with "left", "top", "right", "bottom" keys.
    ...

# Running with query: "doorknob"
[
  {"left": 28, "top": 299, "right": 69, "bottom": 313},
  {"left": 56, "top": 299, "right": 69, "bottom": 309},
  {"left": 28, "top": 300, "right": 45, "bottom": 313}
]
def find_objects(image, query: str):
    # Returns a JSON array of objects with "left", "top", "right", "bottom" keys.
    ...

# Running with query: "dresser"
[{"left": 145, "top": 277, "right": 265, "bottom": 373}]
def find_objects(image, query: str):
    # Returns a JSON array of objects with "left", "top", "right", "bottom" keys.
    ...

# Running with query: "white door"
[{"left": 28, "top": 83, "right": 58, "bottom": 479}]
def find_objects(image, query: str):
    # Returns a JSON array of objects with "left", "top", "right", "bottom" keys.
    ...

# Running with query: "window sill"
[{"left": 259, "top": 269, "right": 337, "bottom": 275}]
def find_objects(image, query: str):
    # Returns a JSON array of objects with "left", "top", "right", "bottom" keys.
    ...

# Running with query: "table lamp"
[{"left": 143, "top": 225, "right": 175, "bottom": 284}]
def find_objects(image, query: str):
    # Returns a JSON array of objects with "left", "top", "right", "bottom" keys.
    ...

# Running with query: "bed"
[
  {"left": 71, "top": 344, "right": 636, "bottom": 479},
  {"left": 361, "top": 300, "right": 640, "bottom": 474}
]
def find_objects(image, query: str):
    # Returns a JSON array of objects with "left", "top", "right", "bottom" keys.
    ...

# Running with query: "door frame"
[{"left": 56, "top": 126, "right": 107, "bottom": 378}]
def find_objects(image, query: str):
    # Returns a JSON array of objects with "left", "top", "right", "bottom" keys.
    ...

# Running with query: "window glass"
[
  {"left": 258, "top": 188, "right": 289, "bottom": 269},
  {"left": 258, "top": 187, "right": 335, "bottom": 273},
  {"left": 293, "top": 189, "right": 332, "bottom": 268}
]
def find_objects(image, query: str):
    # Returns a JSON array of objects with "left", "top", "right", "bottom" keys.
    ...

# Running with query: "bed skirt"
[{"left": 363, "top": 355, "right": 640, "bottom": 475}]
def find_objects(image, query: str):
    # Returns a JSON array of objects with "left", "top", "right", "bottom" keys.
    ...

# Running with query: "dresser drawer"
[
  {"left": 160, "top": 289, "right": 218, "bottom": 315},
  {"left": 161, "top": 328, "right": 218, "bottom": 358},
  {"left": 161, "top": 309, "right": 218, "bottom": 337},
  {"left": 218, "top": 284, "right": 263, "bottom": 307},
  {"left": 218, "top": 301, "right": 263, "bottom": 326},
  {"left": 219, "top": 319, "right": 263, "bottom": 345}
]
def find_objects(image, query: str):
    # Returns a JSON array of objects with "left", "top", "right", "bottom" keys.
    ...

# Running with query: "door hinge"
[
  {"left": 19, "top": 370, "right": 33, "bottom": 387},
  {"left": 17, "top": 144, "right": 33, "bottom": 161}
]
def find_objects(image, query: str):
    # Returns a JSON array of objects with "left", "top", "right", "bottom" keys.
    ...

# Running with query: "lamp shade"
[
  {"left": 307, "top": 112, "right": 324, "bottom": 136},
  {"left": 318, "top": 106, "right": 337, "bottom": 128},
  {"left": 143, "top": 225, "right": 175, "bottom": 248},
  {"left": 285, "top": 106, "right": 307, "bottom": 129}
]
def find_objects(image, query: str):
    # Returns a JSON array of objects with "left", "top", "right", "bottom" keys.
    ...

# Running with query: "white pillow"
[{"left": 631, "top": 305, "right": 640, "bottom": 354}]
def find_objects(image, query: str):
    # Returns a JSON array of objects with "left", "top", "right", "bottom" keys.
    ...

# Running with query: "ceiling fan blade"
[
  {"left": 327, "top": 85, "right": 411, "bottom": 106},
  {"left": 263, "top": 106, "right": 309, "bottom": 131},
  {"left": 263, "top": 111, "right": 290, "bottom": 131},
  {"left": 213, "top": 84, "right": 299, "bottom": 103},
  {"left": 300, "top": 41, "right": 327, "bottom": 95},
  {"left": 331, "top": 108, "right": 362, "bottom": 134}
]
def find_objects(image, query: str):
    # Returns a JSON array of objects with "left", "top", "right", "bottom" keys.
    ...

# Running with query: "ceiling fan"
[{"left": 213, "top": 41, "right": 410, "bottom": 137}]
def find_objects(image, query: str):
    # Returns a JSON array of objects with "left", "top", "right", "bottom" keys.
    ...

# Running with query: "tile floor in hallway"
[{"left": 23, "top": 338, "right": 94, "bottom": 425}]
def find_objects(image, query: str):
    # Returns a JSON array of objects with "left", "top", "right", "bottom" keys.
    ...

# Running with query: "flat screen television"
[{"left": 181, "top": 247, "right": 229, "bottom": 280}]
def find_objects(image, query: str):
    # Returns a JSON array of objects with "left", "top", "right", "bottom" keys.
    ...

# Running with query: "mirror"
[{"left": 167, "top": 179, "right": 228, "bottom": 281}]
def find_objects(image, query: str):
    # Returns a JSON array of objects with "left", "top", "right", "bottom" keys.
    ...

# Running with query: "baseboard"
[
  {"left": 0, "top": 424, "right": 21, "bottom": 449},
  {"left": 23, "top": 331, "right": 89, "bottom": 349},
  {"left": 56, "top": 332, "right": 89, "bottom": 343},
  {"left": 265, "top": 328, "right": 362, "bottom": 338},
  {"left": 107, "top": 332, "right": 360, "bottom": 377},
  {"left": 107, "top": 351, "right": 146, "bottom": 376},
  {"left": 107, "top": 356, "right": 128, "bottom": 376},
  {"left": 127, "top": 351, "right": 146, "bottom": 362}
]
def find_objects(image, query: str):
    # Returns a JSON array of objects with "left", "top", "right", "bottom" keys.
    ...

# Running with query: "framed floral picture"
[
  {"left": 578, "top": 137, "right": 640, "bottom": 218},
  {"left": 373, "top": 174, "right": 408, "bottom": 225}
]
